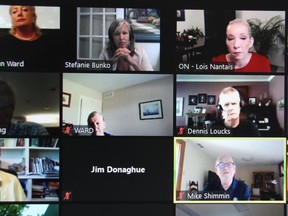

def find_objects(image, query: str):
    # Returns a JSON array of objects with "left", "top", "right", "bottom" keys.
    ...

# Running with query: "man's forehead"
[
  {"left": 90, "top": 114, "right": 103, "bottom": 121},
  {"left": 218, "top": 155, "right": 234, "bottom": 162},
  {"left": 219, "top": 92, "right": 240, "bottom": 102}
]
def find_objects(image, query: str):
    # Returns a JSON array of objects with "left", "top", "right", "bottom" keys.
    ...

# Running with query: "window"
[{"left": 77, "top": 8, "right": 124, "bottom": 60}]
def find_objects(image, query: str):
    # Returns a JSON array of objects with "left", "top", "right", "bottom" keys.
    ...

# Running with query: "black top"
[
  {"left": 0, "top": 33, "right": 61, "bottom": 71},
  {"left": 210, "top": 120, "right": 261, "bottom": 137}
]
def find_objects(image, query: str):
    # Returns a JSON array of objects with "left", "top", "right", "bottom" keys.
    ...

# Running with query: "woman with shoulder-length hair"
[
  {"left": 99, "top": 18, "right": 153, "bottom": 71},
  {"left": 0, "top": 5, "right": 61, "bottom": 70}
]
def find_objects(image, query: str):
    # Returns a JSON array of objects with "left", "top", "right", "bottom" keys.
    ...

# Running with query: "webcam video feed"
[
  {"left": 174, "top": 138, "right": 286, "bottom": 203},
  {"left": 0, "top": 72, "right": 60, "bottom": 137},
  {"left": 70, "top": 7, "right": 160, "bottom": 72},
  {"left": 63, "top": 73, "right": 173, "bottom": 136},
  {"left": 176, "top": 9, "right": 285, "bottom": 73},
  {"left": 0, "top": 0, "right": 287, "bottom": 215},
  {"left": 0, "top": 5, "right": 61, "bottom": 71},
  {"left": 176, "top": 74, "right": 284, "bottom": 137}
]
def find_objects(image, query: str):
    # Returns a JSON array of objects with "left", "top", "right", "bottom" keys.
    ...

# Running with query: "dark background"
[
  {"left": 61, "top": 136, "right": 173, "bottom": 203},
  {"left": 0, "top": 0, "right": 286, "bottom": 215}
]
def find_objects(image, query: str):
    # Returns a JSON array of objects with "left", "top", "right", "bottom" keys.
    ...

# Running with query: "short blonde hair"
[
  {"left": 9, "top": 6, "right": 42, "bottom": 37},
  {"left": 226, "top": 18, "right": 252, "bottom": 38},
  {"left": 226, "top": 18, "right": 255, "bottom": 52}
]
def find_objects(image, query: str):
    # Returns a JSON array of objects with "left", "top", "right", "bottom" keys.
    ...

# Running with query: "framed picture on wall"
[
  {"left": 176, "top": 10, "right": 185, "bottom": 21},
  {"left": 63, "top": 92, "right": 71, "bottom": 107},
  {"left": 139, "top": 99, "right": 163, "bottom": 120},
  {"left": 188, "top": 95, "right": 198, "bottom": 105},
  {"left": 207, "top": 95, "right": 216, "bottom": 105},
  {"left": 198, "top": 94, "right": 207, "bottom": 104}
]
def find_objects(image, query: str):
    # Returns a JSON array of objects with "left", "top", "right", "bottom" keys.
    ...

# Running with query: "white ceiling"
[
  {"left": 183, "top": 138, "right": 285, "bottom": 166},
  {"left": 63, "top": 73, "right": 171, "bottom": 93}
]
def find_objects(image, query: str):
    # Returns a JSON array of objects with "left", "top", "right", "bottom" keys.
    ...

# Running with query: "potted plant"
[
  {"left": 247, "top": 15, "right": 285, "bottom": 57},
  {"left": 186, "top": 26, "right": 205, "bottom": 39}
]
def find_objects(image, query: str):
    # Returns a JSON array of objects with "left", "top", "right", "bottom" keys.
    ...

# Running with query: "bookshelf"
[{"left": 0, "top": 138, "right": 59, "bottom": 201}]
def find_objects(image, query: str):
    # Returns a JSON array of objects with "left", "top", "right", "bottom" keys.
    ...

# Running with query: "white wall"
[
  {"left": 176, "top": 10, "right": 285, "bottom": 69},
  {"left": 0, "top": 6, "right": 60, "bottom": 29},
  {"left": 236, "top": 10, "right": 285, "bottom": 68},
  {"left": 176, "top": 10, "right": 205, "bottom": 36},
  {"left": 236, "top": 10, "right": 285, "bottom": 22},
  {"left": 138, "top": 42, "right": 160, "bottom": 71},
  {"left": 63, "top": 79, "right": 103, "bottom": 125},
  {"left": 103, "top": 76, "right": 173, "bottom": 136},
  {"left": 181, "top": 142, "right": 214, "bottom": 190}
]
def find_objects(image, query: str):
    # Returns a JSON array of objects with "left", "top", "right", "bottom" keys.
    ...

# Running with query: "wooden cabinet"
[
  {"left": 253, "top": 172, "right": 277, "bottom": 200},
  {"left": 253, "top": 172, "right": 275, "bottom": 192}
]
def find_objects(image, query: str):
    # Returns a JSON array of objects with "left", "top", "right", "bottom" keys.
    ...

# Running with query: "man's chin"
[{"left": 227, "top": 115, "right": 239, "bottom": 121}]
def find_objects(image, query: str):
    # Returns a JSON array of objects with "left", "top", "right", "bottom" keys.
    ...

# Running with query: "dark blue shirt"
[{"left": 203, "top": 178, "right": 250, "bottom": 200}]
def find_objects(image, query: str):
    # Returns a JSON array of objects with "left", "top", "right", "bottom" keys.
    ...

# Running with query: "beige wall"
[
  {"left": 103, "top": 76, "right": 173, "bottom": 136},
  {"left": 63, "top": 79, "right": 102, "bottom": 125}
]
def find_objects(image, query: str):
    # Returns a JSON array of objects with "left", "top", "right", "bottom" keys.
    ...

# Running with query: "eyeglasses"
[{"left": 216, "top": 162, "right": 235, "bottom": 169}]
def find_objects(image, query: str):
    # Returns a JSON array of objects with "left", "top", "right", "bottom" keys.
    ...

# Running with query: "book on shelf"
[
  {"left": 45, "top": 181, "right": 60, "bottom": 198},
  {"left": 32, "top": 184, "right": 45, "bottom": 198},
  {"left": 32, "top": 180, "right": 59, "bottom": 199},
  {"left": 29, "top": 157, "right": 59, "bottom": 176}
]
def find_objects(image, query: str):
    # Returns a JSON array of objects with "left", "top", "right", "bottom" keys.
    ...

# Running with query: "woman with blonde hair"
[
  {"left": 8, "top": 6, "right": 41, "bottom": 41},
  {"left": 99, "top": 18, "right": 153, "bottom": 71},
  {"left": 0, "top": 5, "right": 61, "bottom": 70},
  {"left": 212, "top": 18, "right": 271, "bottom": 72}
]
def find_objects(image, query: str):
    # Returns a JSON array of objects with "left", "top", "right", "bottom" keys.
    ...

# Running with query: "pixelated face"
[
  {"left": 226, "top": 22, "right": 254, "bottom": 60},
  {"left": 10, "top": 6, "right": 36, "bottom": 29},
  {"left": 219, "top": 91, "right": 241, "bottom": 122},
  {"left": 215, "top": 155, "right": 236, "bottom": 183},
  {"left": 113, "top": 23, "right": 130, "bottom": 48},
  {"left": 89, "top": 113, "right": 106, "bottom": 136}
]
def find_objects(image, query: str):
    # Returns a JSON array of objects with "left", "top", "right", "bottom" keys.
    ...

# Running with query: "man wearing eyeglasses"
[{"left": 203, "top": 154, "right": 250, "bottom": 200}]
